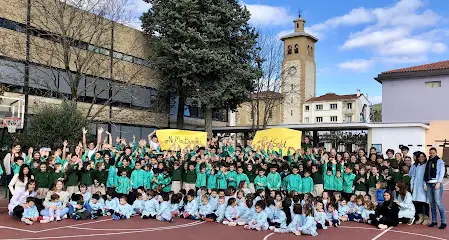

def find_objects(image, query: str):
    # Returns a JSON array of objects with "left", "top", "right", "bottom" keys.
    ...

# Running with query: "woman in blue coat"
[{"left": 410, "top": 152, "right": 429, "bottom": 225}]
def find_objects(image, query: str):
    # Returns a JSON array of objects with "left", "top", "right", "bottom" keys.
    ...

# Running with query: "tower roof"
[{"left": 281, "top": 32, "right": 318, "bottom": 42}]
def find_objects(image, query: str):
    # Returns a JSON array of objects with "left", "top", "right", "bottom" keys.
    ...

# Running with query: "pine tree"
[{"left": 142, "top": 0, "right": 259, "bottom": 136}]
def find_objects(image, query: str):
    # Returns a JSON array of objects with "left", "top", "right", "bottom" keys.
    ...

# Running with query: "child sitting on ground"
[
  {"left": 156, "top": 193, "right": 173, "bottom": 222},
  {"left": 89, "top": 193, "right": 104, "bottom": 219},
  {"left": 22, "top": 197, "right": 50, "bottom": 225},
  {"left": 244, "top": 200, "right": 268, "bottom": 231},
  {"left": 112, "top": 196, "right": 133, "bottom": 220}
]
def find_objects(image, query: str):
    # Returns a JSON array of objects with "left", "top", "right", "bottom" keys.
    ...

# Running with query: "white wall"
[{"left": 370, "top": 127, "right": 425, "bottom": 157}]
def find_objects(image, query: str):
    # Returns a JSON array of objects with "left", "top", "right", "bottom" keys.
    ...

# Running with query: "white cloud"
[
  {"left": 306, "top": 7, "right": 374, "bottom": 39},
  {"left": 337, "top": 59, "right": 374, "bottom": 72},
  {"left": 342, "top": 28, "right": 409, "bottom": 50},
  {"left": 245, "top": 4, "right": 296, "bottom": 26},
  {"left": 368, "top": 95, "right": 382, "bottom": 104},
  {"left": 276, "top": 30, "right": 292, "bottom": 39},
  {"left": 333, "top": 0, "right": 447, "bottom": 71}
]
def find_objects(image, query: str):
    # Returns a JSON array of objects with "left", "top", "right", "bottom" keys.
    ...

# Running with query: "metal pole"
[{"left": 23, "top": 0, "right": 31, "bottom": 130}]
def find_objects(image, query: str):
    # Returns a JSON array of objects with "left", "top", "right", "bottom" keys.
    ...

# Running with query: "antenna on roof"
[{"left": 298, "top": 9, "right": 302, "bottom": 18}]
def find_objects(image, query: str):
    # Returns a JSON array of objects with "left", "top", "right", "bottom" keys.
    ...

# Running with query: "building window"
[
  {"left": 307, "top": 45, "right": 310, "bottom": 55},
  {"left": 304, "top": 117, "right": 309, "bottom": 123},
  {"left": 296, "top": 23, "right": 299, "bottom": 29},
  {"left": 316, "top": 117, "right": 323, "bottom": 123},
  {"left": 330, "top": 103, "right": 337, "bottom": 110},
  {"left": 346, "top": 116, "right": 352, "bottom": 122},
  {"left": 425, "top": 81, "right": 441, "bottom": 88},
  {"left": 291, "top": 84, "right": 294, "bottom": 91},
  {"left": 294, "top": 44, "right": 299, "bottom": 54},
  {"left": 291, "top": 110, "right": 293, "bottom": 116},
  {"left": 290, "top": 97, "right": 293, "bottom": 104},
  {"left": 305, "top": 105, "right": 309, "bottom": 111},
  {"left": 268, "top": 109, "right": 273, "bottom": 119},
  {"left": 347, "top": 103, "right": 352, "bottom": 109},
  {"left": 287, "top": 45, "right": 292, "bottom": 55},
  {"left": 316, "top": 104, "right": 323, "bottom": 110},
  {"left": 331, "top": 116, "right": 337, "bottom": 122}
]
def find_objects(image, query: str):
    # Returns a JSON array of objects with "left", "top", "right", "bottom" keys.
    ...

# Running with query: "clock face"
[{"left": 288, "top": 66, "right": 297, "bottom": 76}]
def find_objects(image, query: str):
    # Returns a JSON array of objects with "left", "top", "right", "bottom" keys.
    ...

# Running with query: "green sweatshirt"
[
  {"left": 235, "top": 173, "right": 250, "bottom": 187},
  {"left": 35, "top": 171, "right": 52, "bottom": 189},
  {"left": 117, "top": 176, "right": 131, "bottom": 194},
  {"left": 226, "top": 170, "right": 238, "bottom": 188},
  {"left": 287, "top": 174, "right": 302, "bottom": 193},
  {"left": 301, "top": 176, "right": 314, "bottom": 193},
  {"left": 254, "top": 175, "right": 267, "bottom": 191},
  {"left": 343, "top": 173, "right": 355, "bottom": 193},
  {"left": 267, "top": 172, "right": 281, "bottom": 190}
]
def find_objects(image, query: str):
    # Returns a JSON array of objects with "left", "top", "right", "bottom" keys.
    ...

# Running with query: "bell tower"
[{"left": 281, "top": 13, "right": 318, "bottom": 124}]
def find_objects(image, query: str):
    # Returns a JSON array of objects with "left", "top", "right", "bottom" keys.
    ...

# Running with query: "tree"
[
  {"left": 142, "top": 0, "right": 259, "bottom": 137},
  {"left": 0, "top": 0, "right": 153, "bottom": 123},
  {"left": 371, "top": 103, "right": 382, "bottom": 122},
  {"left": 19, "top": 101, "right": 88, "bottom": 148}
]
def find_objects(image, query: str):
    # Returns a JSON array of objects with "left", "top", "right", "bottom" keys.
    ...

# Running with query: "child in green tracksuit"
[
  {"left": 235, "top": 166, "right": 250, "bottom": 187},
  {"left": 117, "top": 170, "right": 132, "bottom": 195},
  {"left": 156, "top": 169, "right": 171, "bottom": 192},
  {"left": 301, "top": 170, "right": 314, "bottom": 194},
  {"left": 267, "top": 165, "right": 281, "bottom": 191},
  {"left": 287, "top": 166, "right": 302, "bottom": 193},
  {"left": 226, "top": 165, "right": 238, "bottom": 188},
  {"left": 207, "top": 168, "right": 218, "bottom": 191},
  {"left": 216, "top": 166, "right": 228, "bottom": 190},
  {"left": 342, "top": 166, "right": 356, "bottom": 200},
  {"left": 144, "top": 165, "right": 154, "bottom": 190},
  {"left": 254, "top": 169, "right": 267, "bottom": 191},
  {"left": 195, "top": 162, "right": 210, "bottom": 188},
  {"left": 333, "top": 170, "right": 343, "bottom": 193},
  {"left": 107, "top": 161, "right": 118, "bottom": 190},
  {"left": 323, "top": 164, "right": 335, "bottom": 193},
  {"left": 130, "top": 162, "right": 146, "bottom": 190}
]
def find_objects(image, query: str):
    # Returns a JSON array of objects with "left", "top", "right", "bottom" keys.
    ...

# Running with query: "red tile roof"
[
  {"left": 306, "top": 93, "right": 359, "bottom": 102},
  {"left": 249, "top": 91, "right": 283, "bottom": 99},
  {"left": 383, "top": 60, "right": 449, "bottom": 74}
]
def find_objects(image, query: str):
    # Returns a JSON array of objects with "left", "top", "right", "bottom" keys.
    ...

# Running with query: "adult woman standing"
[
  {"left": 395, "top": 181, "right": 415, "bottom": 224},
  {"left": 411, "top": 152, "right": 429, "bottom": 225},
  {"left": 424, "top": 147, "right": 446, "bottom": 229},
  {"left": 8, "top": 164, "right": 34, "bottom": 196},
  {"left": 3, "top": 143, "right": 27, "bottom": 185},
  {"left": 368, "top": 191, "right": 399, "bottom": 229},
  {"left": 8, "top": 180, "right": 37, "bottom": 218},
  {"left": 40, "top": 180, "right": 70, "bottom": 220}
]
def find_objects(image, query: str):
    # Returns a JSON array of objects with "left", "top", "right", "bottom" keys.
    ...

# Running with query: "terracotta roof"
[
  {"left": 249, "top": 91, "right": 283, "bottom": 99},
  {"left": 382, "top": 60, "right": 449, "bottom": 74},
  {"left": 306, "top": 93, "right": 359, "bottom": 102}
]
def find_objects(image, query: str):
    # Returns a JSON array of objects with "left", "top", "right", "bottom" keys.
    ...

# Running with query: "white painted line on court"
[
  {"left": 262, "top": 233, "right": 274, "bottom": 240},
  {"left": 34, "top": 218, "right": 113, "bottom": 233},
  {"left": 389, "top": 230, "right": 448, "bottom": 240},
  {"left": 372, "top": 226, "right": 393, "bottom": 240},
  {"left": 0, "top": 225, "right": 36, "bottom": 233},
  {"left": 67, "top": 221, "right": 201, "bottom": 231},
  {"left": 339, "top": 226, "right": 382, "bottom": 231},
  {"left": 0, "top": 221, "right": 205, "bottom": 240}
]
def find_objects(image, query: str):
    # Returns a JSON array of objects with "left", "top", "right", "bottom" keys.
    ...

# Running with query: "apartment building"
[{"left": 302, "top": 90, "right": 370, "bottom": 124}]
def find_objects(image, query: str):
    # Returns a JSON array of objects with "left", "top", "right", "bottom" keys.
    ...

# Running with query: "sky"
[{"left": 129, "top": 0, "right": 449, "bottom": 104}]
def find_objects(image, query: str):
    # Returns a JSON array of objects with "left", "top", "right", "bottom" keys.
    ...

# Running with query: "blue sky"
[{"left": 131, "top": 0, "right": 449, "bottom": 104}]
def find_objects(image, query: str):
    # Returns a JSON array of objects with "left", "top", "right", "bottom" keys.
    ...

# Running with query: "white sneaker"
[
  {"left": 255, "top": 227, "right": 261, "bottom": 231},
  {"left": 294, "top": 231, "right": 302, "bottom": 236},
  {"left": 62, "top": 214, "right": 68, "bottom": 219},
  {"left": 378, "top": 224, "right": 388, "bottom": 229},
  {"left": 228, "top": 222, "right": 237, "bottom": 227},
  {"left": 222, "top": 221, "right": 229, "bottom": 225},
  {"left": 56, "top": 216, "right": 61, "bottom": 221},
  {"left": 269, "top": 226, "right": 275, "bottom": 230},
  {"left": 274, "top": 228, "right": 280, "bottom": 233},
  {"left": 237, "top": 222, "right": 246, "bottom": 226},
  {"left": 40, "top": 219, "right": 50, "bottom": 224},
  {"left": 49, "top": 216, "right": 55, "bottom": 222},
  {"left": 24, "top": 219, "right": 33, "bottom": 225},
  {"left": 244, "top": 225, "right": 249, "bottom": 230}
]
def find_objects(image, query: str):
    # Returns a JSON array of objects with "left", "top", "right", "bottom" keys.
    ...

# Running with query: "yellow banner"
[
  {"left": 157, "top": 129, "right": 207, "bottom": 150},
  {"left": 252, "top": 128, "right": 302, "bottom": 156}
]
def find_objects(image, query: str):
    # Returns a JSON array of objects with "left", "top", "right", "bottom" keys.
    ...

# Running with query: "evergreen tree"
[{"left": 141, "top": 0, "right": 259, "bottom": 136}]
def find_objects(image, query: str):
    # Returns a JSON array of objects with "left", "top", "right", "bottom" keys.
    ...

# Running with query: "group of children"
[{"left": 7, "top": 129, "right": 418, "bottom": 236}]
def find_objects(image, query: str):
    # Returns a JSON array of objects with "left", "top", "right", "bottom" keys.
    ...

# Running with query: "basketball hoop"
[{"left": 3, "top": 117, "right": 21, "bottom": 133}]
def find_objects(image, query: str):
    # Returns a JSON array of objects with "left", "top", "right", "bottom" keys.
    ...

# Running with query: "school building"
[{"left": 0, "top": 0, "right": 228, "bottom": 140}]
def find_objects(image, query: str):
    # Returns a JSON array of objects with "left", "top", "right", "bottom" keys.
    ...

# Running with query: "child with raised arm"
[
  {"left": 244, "top": 200, "right": 268, "bottom": 231},
  {"left": 112, "top": 195, "right": 133, "bottom": 220}
]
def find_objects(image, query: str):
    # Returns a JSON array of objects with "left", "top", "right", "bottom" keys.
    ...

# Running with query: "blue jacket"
[
  {"left": 142, "top": 198, "right": 159, "bottom": 217},
  {"left": 185, "top": 200, "right": 199, "bottom": 215},
  {"left": 132, "top": 199, "right": 145, "bottom": 213},
  {"left": 300, "top": 216, "right": 317, "bottom": 234},
  {"left": 250, "top": 211, "right": 269, "bottom": 230},
  {"left": 105, "top": 198, "right": 119, "bottom": 211},
  {"left": 225, "top": 206, "right": 238, "bottom": 221},
  {"left": 116, "top": 203, "right": 133, "bottom": 218},
  {"left": 288, "top": 214, "right": 305, "bottom": 232},
  {"left": 215, "top": 203, "right": 227, "bottom": 222},
  {"left": 199, "top": 203, "right": 214, "bottom": 216},
  {"left": 22, "top": 205, "right": 39, "bottom": 219},
  {"left": 157, "top": 201, "right": 172, "bottom": 220}
]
